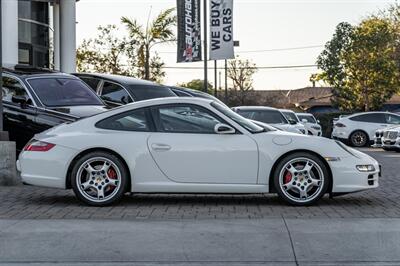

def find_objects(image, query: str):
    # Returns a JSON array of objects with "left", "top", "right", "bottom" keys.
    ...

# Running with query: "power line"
[
  {"left": 163, "top": 64, "right": 317, "bottom": 70},
  {"left": 157, "top": 45, "right": 324, "bottom": 54}
]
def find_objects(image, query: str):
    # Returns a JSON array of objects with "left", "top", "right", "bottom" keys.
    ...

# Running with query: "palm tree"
[{"left": 121, "top": 8, "right": 176, "bottom": 81}]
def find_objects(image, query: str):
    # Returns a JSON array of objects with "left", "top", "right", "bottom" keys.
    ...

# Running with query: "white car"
[
  {"left": 332, "top": 112, "right": 400, "bottom": 147},
  {"left": 296, "top": 113, "right": 322, "bottom": 136},
  {"left": 381, "top": 126, "right": 400, "bottom": 151},
  {"left": 18, "top": 98, "right": 380, "bottom": 206},
  {"left": 231, "top": 106, "right": 304, "bottom": 134},
  {"left": 280, "top": 109, "right": 307, "bottom": 134}
]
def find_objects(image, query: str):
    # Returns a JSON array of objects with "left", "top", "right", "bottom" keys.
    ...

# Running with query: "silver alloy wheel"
[
  {"left": 76, "top": 157, "right": 122, "bottom": 203},
  {"left": 278, "top": 157, "right": 324, "bottom": 203},
  {"left": 351, "top": 131, "right": 367, "bottom": 147}
]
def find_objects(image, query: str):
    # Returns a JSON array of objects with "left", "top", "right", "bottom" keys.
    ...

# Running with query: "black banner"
[{"left": 176, "top": 0, "right": 202, "bottom": 62}]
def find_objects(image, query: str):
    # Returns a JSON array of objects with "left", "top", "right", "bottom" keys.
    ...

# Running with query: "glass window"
[
  {"left": 211, "top": 102, "right": 265, "bottom": 133},
  {"left": 96, "top": 108, "right": 149, "bottom": 132},
  {"left": 297, "top": 114, "right": 317, "bottom": 123},
  {"left": 129, "top": 85, "right": 176, "bottom": 101},
  {"left": 101, "top": 82, "right": 133, "bottom": 104},
  {"left": 80, "top": 77, "right": 101, "bottom": 92},
  {"left": 282, "top": 111, "right": 299, "bottom": 122},
  {"left": 27, "top": 78, "right": 103, "bottom": 107},
  {"left": 154, "top": 105, "right": 222, "bottom": 134},
  {"left": 2, "top": 76, "right": 31, "bottom": 103},
  {"left": 350, "top": 113, "right": 386, "bottom": 123},
  {"left": 386, "top": 114, "right": 400, "bottom": 124},
  {"left": 237, "top": 109, "right": 288, "bottom": 124}
]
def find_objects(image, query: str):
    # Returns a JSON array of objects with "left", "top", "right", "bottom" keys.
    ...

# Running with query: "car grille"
[{"left": 383, "top": 131, "right": 398, "bottom": 140}]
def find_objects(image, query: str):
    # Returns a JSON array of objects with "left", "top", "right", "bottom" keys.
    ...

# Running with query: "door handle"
[{"left": 151, "top": 143, "right": 171, "bottom": 151}]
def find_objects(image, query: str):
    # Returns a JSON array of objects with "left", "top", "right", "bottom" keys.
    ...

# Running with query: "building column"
[
  {"left": 1, "top": 0, "right": 18, "bottom": 67},
  {"left": 53, "top": 1, "right": 60, "bottom": 70},
  {"left": 60, "top": 0, "right": 76, "bottom": 73}
]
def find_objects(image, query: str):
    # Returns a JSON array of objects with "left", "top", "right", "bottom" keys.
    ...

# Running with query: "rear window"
[
  {"left": 237, "top": 109, "right": 288, "bottom": 124},
  {"left": 28, "top": 78, "right": 103, "bottom": 107},
  {"left": 129, "top": 85, "right": 176, "bottom": 101},
  {"left": 297, "top": 114, "right": 316, "bottom": 123}
]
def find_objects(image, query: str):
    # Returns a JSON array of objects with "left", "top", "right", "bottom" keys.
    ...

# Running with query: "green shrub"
[{"left": 313, "top": 112, "right": 350, "bottom": 137}]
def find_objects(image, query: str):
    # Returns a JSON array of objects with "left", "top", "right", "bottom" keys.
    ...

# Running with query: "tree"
[
  {"left": 121, "top": 8, "right": 176, "bottom": 82},
  {"left": 317, "top": 18, "right": 400, "bottom": 111},
  {"left": 177, "top": 79, "right": 213, "bottom": 94},
  {"left": 227, "top": 57, "right": 258, "bottom": 105},
  {"left": 76, "top": 25, "right": 135, "bottom": 76}
]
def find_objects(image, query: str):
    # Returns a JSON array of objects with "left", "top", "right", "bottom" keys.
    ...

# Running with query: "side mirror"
[
  {"left": 317, "top": 120, "right": 321, "bottom": 124},
  {"left": 288, "top": 119, "right": 297, "bottom": 125},
  {"left": 11, "top": 95, "right": 30, "bottom": 108},
  {"left": 301, "top": 119, "right": 308, "bottom": 123},
  {"left": 214, "top": 123, "right": 235, "bottom": 134}
]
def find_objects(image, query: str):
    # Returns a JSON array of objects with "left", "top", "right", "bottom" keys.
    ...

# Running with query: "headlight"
[
  {"left": 356, "top": 165, "right": 375, "bottom": 172},
  {"left": 336, "top": 141, "right": 360, "bottom": 158}
]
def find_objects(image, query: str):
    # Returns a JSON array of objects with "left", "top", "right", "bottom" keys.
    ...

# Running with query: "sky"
[{"left": 76, "top": 0, "right": 395, "bottom": 90}]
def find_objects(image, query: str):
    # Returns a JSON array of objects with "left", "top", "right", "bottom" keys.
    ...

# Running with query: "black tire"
[
  {"left": 349, "top": 130, "right": 369, "bottom": 147},
  {"left": 273, "top": 152, "right": 330, "bottom": 206},
  {"left": 71, "top": 151, "right": 128, "bottom": 206}
]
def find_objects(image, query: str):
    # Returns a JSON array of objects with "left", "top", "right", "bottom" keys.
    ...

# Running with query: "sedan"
[{"left": 18, "top": 98, "right": 380, "bottom": 206}]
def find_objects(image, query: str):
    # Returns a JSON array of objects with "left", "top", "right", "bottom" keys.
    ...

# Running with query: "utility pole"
[
  {"left": 0, "top": 0, "right": 3, "bottom": 133},
  {"left": 203, "top": 0, "right": 208, "bottom": 93}
]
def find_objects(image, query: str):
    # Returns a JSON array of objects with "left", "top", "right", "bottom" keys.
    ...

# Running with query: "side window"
[
  {"left": 101, "top": 82, "right": 133, "bottom": 104},
  {"left": 386, "top": 114, "right": 400, "bottom": 125},
  {"left": 80, "top": 77, "right": 100, "bottom": 92},
  {"left": 2, "top": 76, "right": 31, "bottom": 103},
  {"left": 153, "top": 105, "right": 223, "bottom": 134},
  {"left": 350, "top": 113, "right": 385, "bottom": 123},
  {"left": 96, "top": 108, "right": 149, "bottom": 132}
]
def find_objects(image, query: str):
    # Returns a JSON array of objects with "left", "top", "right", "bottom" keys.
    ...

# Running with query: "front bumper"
[
  {"left": 382, "top": 137, "right": 400, "bottom": 150},
  {"left": 329, "top": 152, "right": 380, "bottom": 193}
]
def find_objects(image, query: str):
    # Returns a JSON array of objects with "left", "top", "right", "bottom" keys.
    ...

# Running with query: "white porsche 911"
[{"left": 17, "top": 98, "right": 380, "bottom": 206}]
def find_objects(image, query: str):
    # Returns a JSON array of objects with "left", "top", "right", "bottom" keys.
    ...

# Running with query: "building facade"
[{"left": 1, "top": 0, "right": 77, "bottom": 72}]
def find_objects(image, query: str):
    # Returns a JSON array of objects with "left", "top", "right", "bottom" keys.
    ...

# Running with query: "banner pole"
[
  {"left": 0, "top": 0, "right": 3, "bottom": 132},
  {"left": 214, "top": 60, "right": 217, "bottom": 97},
  {"left": 224, "top": 59, "right": 228, "bottom": 103},
  {"left": 203, "top": 0, "right": 208, "bottom": 93}
]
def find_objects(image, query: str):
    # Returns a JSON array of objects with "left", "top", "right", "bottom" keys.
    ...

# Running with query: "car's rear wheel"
[
  {"left": 349, "top": 131, "right": 368, "bottom": 147},
  {"left": 71, "top": 151, "right": 128, "bottom": 206},
  {"left": 273, "top": 152, "right": 330, "bottom": 206}
]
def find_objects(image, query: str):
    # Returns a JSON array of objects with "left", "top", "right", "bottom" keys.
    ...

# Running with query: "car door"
[
  {"left": 2, "top": 75, "right": 38, "bottom": 151},
  {"left": 147, "top": 104, "right": 259, "bottom": 184},
  {"left": 99, "top": 81, "right": 133, "bottom": 108}
]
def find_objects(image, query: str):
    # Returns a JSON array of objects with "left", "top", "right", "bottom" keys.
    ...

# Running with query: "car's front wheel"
[
  {"left": 273, "top": 152, "right": 330, "bottom": 206},
  {"left": 71, "top": 151, "right": 128, "bottom": 206}
]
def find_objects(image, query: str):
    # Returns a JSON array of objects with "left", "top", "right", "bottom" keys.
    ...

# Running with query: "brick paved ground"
[{"left": 0, "top": 148, "right": 399, "bottom": 220}]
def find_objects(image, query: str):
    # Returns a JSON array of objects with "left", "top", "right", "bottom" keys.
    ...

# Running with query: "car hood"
[{"left": 48, "top": 105, "right": 109, "bottom": 118}]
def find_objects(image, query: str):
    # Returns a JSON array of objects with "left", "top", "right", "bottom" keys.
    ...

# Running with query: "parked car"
[
  {"left": 332, "top": 112, "right": 400, "bottom": 147},
  {"left": 231, "top": 106, "right": 304, "bottom": 134},
  {"left": 2, "top": 66, "right": 108, "bottom": 151},
  {"left": 169, "top": 86, "right": 227, "bottom": 106},
  {"left": 296, "top": 113, "right": 322, "bottom": 136},
  {"left": 381, "top": 126, "right": 400, "bottom": 151},
  {"left": 280, "top": 109, "right": 307, "bottom": 134},
  {"left": 18, "top": 97, "right": 380, "bottom": 206},
  {"left": 74, "top": 73, "right": 176, "bottom": 107}
]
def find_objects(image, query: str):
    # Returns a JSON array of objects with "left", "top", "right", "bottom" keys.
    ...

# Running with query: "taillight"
[
  {"left": 24, "top": 140, "right": 55, "bottom": 152},
  {"left": 335, "top": 122, "right": 346, "bottom": 128}
]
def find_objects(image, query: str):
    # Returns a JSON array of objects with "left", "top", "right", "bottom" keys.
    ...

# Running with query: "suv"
[
  {"left": 332, "top": 111, "right": 400, "bottom": 147},
  {"left": 74, "top": 73, "right": 176, "bottom": 108},
  {"left": 2, "top": 66, "right": 108, "bottom": 150},
  {"left": 231, "top": 106, "right": 303, "bottom": 134},
  {"left": 280, "top": 109, "right": 307, "bottom": 134},
  {"left": 296, "top": 113, "right": 322, "bottom": 136}
]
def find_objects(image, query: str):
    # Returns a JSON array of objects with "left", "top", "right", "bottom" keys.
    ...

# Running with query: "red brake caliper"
[
  {"left": 107, "top": 168, "right": 117, "bottom": 187},
  {"left": 284, "top": 171, "right": 292, "bottom": 184}
]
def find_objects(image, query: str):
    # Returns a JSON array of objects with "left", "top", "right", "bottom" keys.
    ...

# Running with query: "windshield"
[
  {"left": 211, "top": 102, "right": 264, "bottom": 133},
  {"left": 237, "top": 109, "right": 288, "bottom": 124},
  {"left": 129, "top": 85, "right": 176, "bottom": 100},
  {"left": 297, "top": 114, "right": 317, "bottom": 123},
  {"left": 28, "top": 78, "right": 103, "bottom": 107},
  {"left": 282, "top": 111, "right": 299, "bottom": 122}
]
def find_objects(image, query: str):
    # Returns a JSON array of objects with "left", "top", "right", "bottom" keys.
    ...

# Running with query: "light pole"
[
  {"left": 0, "top": 0, "right": 3, "bottom": 133},
  {"left": 203, "top": 0, "right": 208, "bottom": 93}
]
